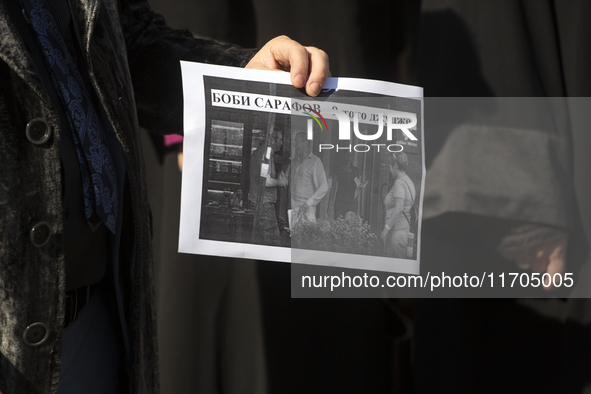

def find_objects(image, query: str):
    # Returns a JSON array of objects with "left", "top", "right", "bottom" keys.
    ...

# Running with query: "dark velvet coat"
[{"left": 0, "top": 0, "right": 255, "bottom": 393}]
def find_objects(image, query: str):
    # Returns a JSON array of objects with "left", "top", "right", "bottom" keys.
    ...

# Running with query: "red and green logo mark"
[{"left": 305, "top": 109, "right": 329, "bottom": 131}]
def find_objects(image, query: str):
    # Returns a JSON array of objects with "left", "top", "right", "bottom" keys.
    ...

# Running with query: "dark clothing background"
[
  {"left": 411, "top": 1, "right": 591, "bottom": 393},
  {"left": 0, "top": 0, "right": 254, "bottom": 392},
  {"left": 140, "top": 3, "right": 267, "bottom": 394},
  {"left": 141, "top": 131, "right": 268, "bottom": 394},
  {"left": 145, "top": 1, "right": 395, "bottom": 393},
  {"left": 145, "top": 0, "right": 591, "bottom": 393}
]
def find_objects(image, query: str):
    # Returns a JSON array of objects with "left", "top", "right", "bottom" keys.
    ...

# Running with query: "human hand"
[
  {"left": 245, "top": 36, "right": 330, "bottom": 97},
  {"left": 298, "top": 203, "right": 310, "bottom": 217},
  {"left": 278, "top": 172, "right": 288, "bottom": 187},
  {"left": 499, "top": 234, "right": 568, "bottom": 290},
  {"left": 177, "top": 145, "right": 183, "bottom": 172},
  {"left": 380, "top": 228, "right": 390, "bottom": 243}
]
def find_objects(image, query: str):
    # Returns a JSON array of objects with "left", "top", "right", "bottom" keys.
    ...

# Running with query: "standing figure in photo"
[
  {"left": 249, "top": 127, "right": 288, "bottom": 246},
  {"left": 329, "top": 150, "right": 361, "bottom": 219},
  {"left": 381, "top": 152, "right": 416, "bottom": 258},
  {"left": 291, "top": 131, "right": 328, "bottom": 224}
]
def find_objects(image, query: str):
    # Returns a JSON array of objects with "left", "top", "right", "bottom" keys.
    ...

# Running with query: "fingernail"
[
  {"left": 309, "top": 82, "right": 320, "bottom": 96},
  {"left": 294, "top": 74, "right": 305, "bottom": 87}
]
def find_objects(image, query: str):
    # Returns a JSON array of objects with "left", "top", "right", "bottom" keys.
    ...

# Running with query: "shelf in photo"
[
  {"left": 209, "top": 181, "right": 241, "bottom": 187},
  {"left": 211, "top": 142, "right": 242, "bottom": 149},
  {"left": 210, "top": 158, "right": 242, "bottom": 164}
]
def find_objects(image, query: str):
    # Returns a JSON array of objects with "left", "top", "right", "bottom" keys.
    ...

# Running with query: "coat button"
[
  {"left": 30, "top": 221, "right": 51, "bottom": 247},
  {"left": 23, "top": 322, "right": 49, "bottom": 347},
  {"left": 26, "top": 118, "right": 52, "bottom": 145}
]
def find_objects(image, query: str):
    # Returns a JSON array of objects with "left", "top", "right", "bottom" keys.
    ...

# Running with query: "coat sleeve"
[{"left": 119, "top": 0, "right": 257, "bottom": 134}]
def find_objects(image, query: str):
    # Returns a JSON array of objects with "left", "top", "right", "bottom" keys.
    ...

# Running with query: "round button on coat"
[
  {"left": 30, "top": 221, "right": 51, "bottom": 247},
  {"left": 23, "top": 322, "right": 49, "bottom": 347},
  {"left": 26, "top": 118, "right": 52, "bottom": 145}
]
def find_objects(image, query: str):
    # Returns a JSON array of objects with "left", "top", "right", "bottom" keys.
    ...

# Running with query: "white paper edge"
[{"left": 178, "top": 61, "right": 424, "bottom": 274}]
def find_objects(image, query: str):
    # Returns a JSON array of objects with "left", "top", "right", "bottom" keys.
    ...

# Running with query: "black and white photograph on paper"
[{"left": 178, "top": 62, "right": 424, "bottom": 274}]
